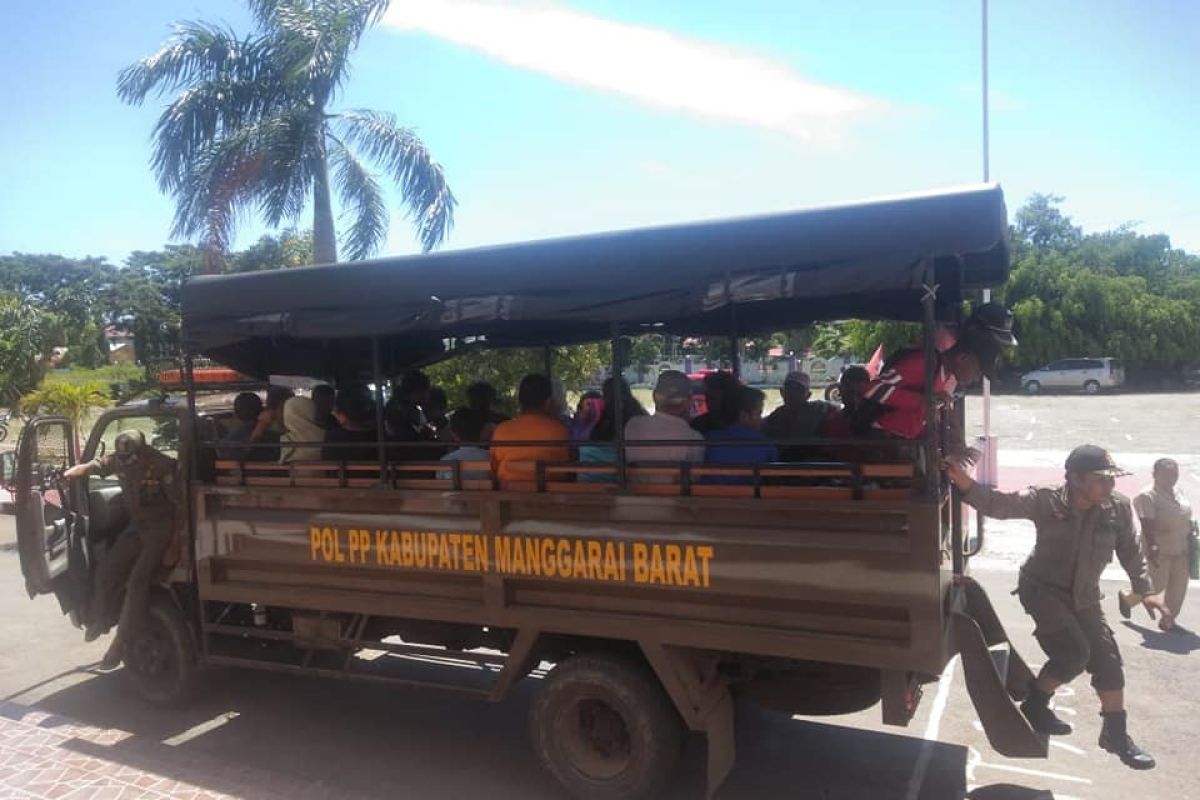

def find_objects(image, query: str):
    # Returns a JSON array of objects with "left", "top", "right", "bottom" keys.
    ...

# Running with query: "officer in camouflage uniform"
[
  {"left": 945, "top": 445, "right": 1173, "bottom": 770},
  {"left": 64, "top": 430, "right": 181, "bottom": 669}
]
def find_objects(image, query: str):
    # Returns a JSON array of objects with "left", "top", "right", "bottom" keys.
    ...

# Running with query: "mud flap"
[
  {"left": 951, "top": 577, "right": 1047, "bottom": 758},
  {"left": 640, "top": 642, "right": 735, "bottom": 798}
]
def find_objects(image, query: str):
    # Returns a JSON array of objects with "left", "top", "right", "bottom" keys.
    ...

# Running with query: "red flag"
[{"left": 866, "top": 344, "right": 885, "bottom": 378}]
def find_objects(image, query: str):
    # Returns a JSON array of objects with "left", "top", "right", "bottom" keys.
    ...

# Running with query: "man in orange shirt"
[{"left": 491, "top": 374, "right": 571, "bottom": 484}]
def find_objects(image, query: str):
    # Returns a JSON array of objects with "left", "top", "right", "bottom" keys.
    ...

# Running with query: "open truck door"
[{"left": 14, "top": 417, "right": 89, "bottom": 618}]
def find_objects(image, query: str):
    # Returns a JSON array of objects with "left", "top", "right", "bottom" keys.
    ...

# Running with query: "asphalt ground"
[{"left": 1, "top": 393, "right": 1197, "bottom": 799}]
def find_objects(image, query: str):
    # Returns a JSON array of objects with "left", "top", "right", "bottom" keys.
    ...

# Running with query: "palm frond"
[
  {"left": 263, "top": 1, "right": 392, "bottom": 107},
  {"left": 169, "top": 124, "right": 269, "bottom": 253},
  {"left": 337, "top": 110, "right": 456, "bottom": 252},
  {"left": 256, "top": 112, "right": 323, "bottom": 227},
  {"left": 328, "top": 134, "right": 387, "bottom": 260},
  {"left": 117, "top": 21, "right": 274, "bottom": 104}
]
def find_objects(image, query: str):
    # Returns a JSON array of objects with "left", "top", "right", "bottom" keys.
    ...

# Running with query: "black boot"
[
  {"left": 1020, "top": 683, "right": 1072, "bottom": 735},
  {"left": 1099, "top": 711, "right": 1156, "bottom": 770}
]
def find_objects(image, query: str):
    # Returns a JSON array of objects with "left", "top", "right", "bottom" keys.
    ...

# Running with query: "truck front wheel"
[
  {"left": 530, "top": 652, "right": 683, "bottom": 800},
  {"left": 122, "top": 592, "right": 198, "bottom": 706}
]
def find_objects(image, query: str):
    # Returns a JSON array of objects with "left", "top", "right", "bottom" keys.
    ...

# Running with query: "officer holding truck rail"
[
  {"left": 62, "top": 430, "right": 181, "bottom": 669},
  {"left": 944, "top": 446, "right": 1172, "bottom": 770}
]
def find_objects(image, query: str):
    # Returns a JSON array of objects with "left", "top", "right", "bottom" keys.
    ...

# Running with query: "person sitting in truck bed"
[
  {"left": 762, "top": 371, "right": 832, "bottom": 460},
  {"left": 851, "top": 304, "right": 1016, "bottom": 443},
  {"left": 625, "top": 370, "right": 704, "bottom": 483},
  {"left": 467, "top": 380, "right": 509, "bottom": 437},
  {"left": 438, "top": 408, "right": 492, "bottom": 481},
  {"left": 279, "top": 396, "right": 325, "bottom": 463},
  {"left": 690, "top": 371, "right": 740, "bottom": 435},
  {"left": 704, "top": 385, "right": 778, "bottom": 483},
  {"left": 322, "top": 386, "right": 379, "bottom": 462},
  {"left": 217, "top": 392, "right": 281, "bottom": 462},
  {"left": 578, "top": 377, "right": 647, "bottom": 482},
  {"left": 490, "top": 373, "right": 571, "bottom": 484}
]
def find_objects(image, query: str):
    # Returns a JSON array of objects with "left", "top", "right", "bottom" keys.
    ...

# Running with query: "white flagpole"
[{"left": 980, "top": 0, "right": 996, "bottom": 488}]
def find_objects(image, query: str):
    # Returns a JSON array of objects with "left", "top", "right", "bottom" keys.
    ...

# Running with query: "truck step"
[{"left": 952, "top": 608, "right": 1046, "bottom": 758}]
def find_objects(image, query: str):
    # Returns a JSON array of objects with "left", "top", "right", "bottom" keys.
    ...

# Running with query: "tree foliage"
[
  {"left": 118, "top": 0, "right": 455, "bottom": 266},
  {"left": 427, "top": 345, "right": 610, "bottom": 413},
  {"left": 0, "top": 295, "right": 58, "bottom": 409},
  {"left": 19, "top": 382, "right": 113, "bottom": 453}
]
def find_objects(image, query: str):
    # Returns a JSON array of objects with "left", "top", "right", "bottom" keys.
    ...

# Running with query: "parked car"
[{"left": 1020, "top": 357, "right": 1124, "bottom": 394}]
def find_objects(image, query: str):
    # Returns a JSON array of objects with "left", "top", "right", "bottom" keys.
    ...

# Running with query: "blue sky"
[{"left": 1, "top": 0, "right": 1197, "bottom": 265}]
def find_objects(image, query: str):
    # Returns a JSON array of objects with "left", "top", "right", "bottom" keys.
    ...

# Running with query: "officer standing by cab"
[
  {"left": 945, "top": 445, "right": 1173, "bottom": 770},
  {"left": 63, "top": 430, "right": 181, "bottom": 669}
]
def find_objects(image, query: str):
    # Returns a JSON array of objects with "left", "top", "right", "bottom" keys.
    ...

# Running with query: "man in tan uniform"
[
  {"left": 64, "top": 430, "right": 181, "bottom": 669},
  {"left": 1121, "top": 458, "right": 1192, "bottom": 629},
  {"left": 945, "top": 445, "right": 1172, "bottom": 770}
]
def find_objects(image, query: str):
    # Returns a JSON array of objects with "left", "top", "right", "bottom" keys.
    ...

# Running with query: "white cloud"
[{"left": 382, "top": 0, "right": 881, "bottom": 139}]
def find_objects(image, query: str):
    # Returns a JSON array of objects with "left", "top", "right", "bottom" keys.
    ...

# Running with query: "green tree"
[
  {"left": 118, "top": 0, "right": 455, "bottom": 267},
  {"left": 629, "top": 336, "right": 663, "bottom": 381},
  {"left": 427, "top": 345, "right": 610, "bottom": 413},
  {"left": 19, "top": 382, "right": 112, "bottom": 455},
  {"left": 231, "top": 230, "right": 315, "bottom": 272},
  {"left": 1013, "top": 193, "right": 1082, "bottom": 252},
  {"left": 0, "top": 295, "right": 58, "bottom": 409}
]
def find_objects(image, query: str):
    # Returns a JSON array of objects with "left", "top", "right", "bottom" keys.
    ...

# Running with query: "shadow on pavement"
[
  {"left": 11, "top": 657, "right": 978, "bottom": 800},
  {"left": 1121, "top": 620, "right": 1200, "bottom": 655},
  {"left": 967, "top": 785, "right": 1056, "bottom": 799}
]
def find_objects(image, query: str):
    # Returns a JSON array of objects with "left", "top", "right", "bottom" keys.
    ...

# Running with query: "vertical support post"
[
  {"left": 182, "top": 351, "right": 202, "bottom": 624},
  {"left": 920, "top": 259, "right": 941, "bottom": 500},
  {"left": 371, "top": 338, "right": 387, "bottom": 484},
  {"left": 611, "top": 324, "right": 627, "bottom": 489},
  {"left": 952, "top": 398, "right": 966, "bottom": 575},
  {"left": 729, "top": 337, "right": 740, "bottom": 379},
  {"left": 542, "top": 345, "right": 553, "bottom": 378}
]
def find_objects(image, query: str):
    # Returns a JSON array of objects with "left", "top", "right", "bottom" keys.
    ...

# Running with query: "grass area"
[{"left": 42, "top": 364, "right": 142, "bottom": 388}]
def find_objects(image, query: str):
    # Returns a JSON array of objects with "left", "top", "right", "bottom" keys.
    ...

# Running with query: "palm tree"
[
  {"left": 20, "top": 383, "right": 113, "bottom": 457},
  {"left": 118, "top": 0, "right": 455, "bottom": 267}
]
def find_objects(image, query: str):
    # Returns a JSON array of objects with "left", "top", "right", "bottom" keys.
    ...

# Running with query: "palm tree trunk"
[{"left": 312, "top": 144, "right": 338, "bottom": 265}]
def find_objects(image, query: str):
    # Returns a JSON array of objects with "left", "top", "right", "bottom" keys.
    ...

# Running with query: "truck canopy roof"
[{"left": 181, "top": 183, "right": 1009, "bottom": 379}]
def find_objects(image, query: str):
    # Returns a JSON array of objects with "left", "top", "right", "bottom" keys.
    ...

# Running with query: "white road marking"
[
  {"left": 162, "top": 712, "right": 240, "bottom": 746},
  {"left": 1049, "top": 739, "right": 1087, "bottom": 756},
  {"left": 903, "top": 656, "right": 957, "bottom": 800},
  {"left": 972, "top": 760, "right": 1092, "bottom": 785}
]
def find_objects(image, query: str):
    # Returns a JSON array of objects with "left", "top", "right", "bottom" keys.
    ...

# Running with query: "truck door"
[{"left": 14, "top": 417, "right": 89, "bottom": 613}]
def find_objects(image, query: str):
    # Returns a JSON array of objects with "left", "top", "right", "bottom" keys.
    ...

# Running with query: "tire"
[
  {"left": 0, "top": 424, "right": 7, "bottom": 443},
  {"left": 122, "top": 592, "right": 198, "bottom": 706},
  {"left": 530, "top": 653, "right": 683, "bottom": 800},
  {"left": 824, "top": 385, "right": 842, "bottom": 403},
  {"left": 1083, "top": 380, "right": 1100, "bottom": 395},
  {"left": 1023, "top": 381, "right": 1041, "bottom": 395}
]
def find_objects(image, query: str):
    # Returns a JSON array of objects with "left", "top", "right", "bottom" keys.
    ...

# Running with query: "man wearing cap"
[
  {"left": 763, "top": 371, "right": 831, "bottom": 461},
  {"left": 945, "top": 445, "right": 1172, "bottom": 770},
  {"left": 63, "top": 430, "right": 182, "bottom": 669},
  {"left": 625, "top": 370, "right": 704, "bottom": 483}
]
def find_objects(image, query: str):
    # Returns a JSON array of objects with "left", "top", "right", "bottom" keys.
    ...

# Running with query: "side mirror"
[{"left": 95, "top": 440, "right": 107, "bottom": 459}]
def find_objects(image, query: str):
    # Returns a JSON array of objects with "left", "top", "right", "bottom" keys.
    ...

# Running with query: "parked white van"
[{"left": 1021, "top": 358, "right": 1125, "bottom": 394}]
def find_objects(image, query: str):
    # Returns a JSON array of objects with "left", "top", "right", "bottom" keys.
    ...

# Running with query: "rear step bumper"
[{"left": 950, "top": 575, "right": 1048, "bottom": 758}]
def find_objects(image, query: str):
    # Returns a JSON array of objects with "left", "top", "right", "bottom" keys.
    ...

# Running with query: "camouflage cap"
[{"left": 114, "top": 430, "right": 146, "bottom": 456}]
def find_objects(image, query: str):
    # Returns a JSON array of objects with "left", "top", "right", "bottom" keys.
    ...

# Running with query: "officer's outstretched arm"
[{"left": 942, "top": 459, "right": 1038, "bottom": 520}]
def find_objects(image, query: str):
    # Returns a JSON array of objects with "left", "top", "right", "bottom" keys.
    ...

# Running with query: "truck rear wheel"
[
  {"left": 122, "top": 592, "right": 197, "bottom": 706},
  {"left": 530, "top": 652, "right": 682, "bottom": 800}
]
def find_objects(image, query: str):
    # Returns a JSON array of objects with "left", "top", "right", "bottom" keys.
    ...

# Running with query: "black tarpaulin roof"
[{"left": 181, "top": 183, "right": 1010, "bottom": 379}]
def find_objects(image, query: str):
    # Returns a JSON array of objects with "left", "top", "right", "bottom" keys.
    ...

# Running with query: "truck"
[{"left": 8, "top": 183, "right": 1045, "bottom": 799}]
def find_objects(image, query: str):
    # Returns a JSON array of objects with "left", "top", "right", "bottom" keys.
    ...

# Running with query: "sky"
[{"left": 1, "top": 0, "right": 1197, "bottom": 265}]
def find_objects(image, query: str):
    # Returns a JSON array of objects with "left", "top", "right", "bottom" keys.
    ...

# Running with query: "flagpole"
[{"left": 980, "top": 0, "right": 996, "bottom": 487}]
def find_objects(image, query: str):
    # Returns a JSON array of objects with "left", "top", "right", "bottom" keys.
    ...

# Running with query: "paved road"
[
  {"left": 2, "top": 393, "right": 1197, "bottom": 799},
  {"left": 2, "top": 512, "right": 1197, "bottom": 800}
]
